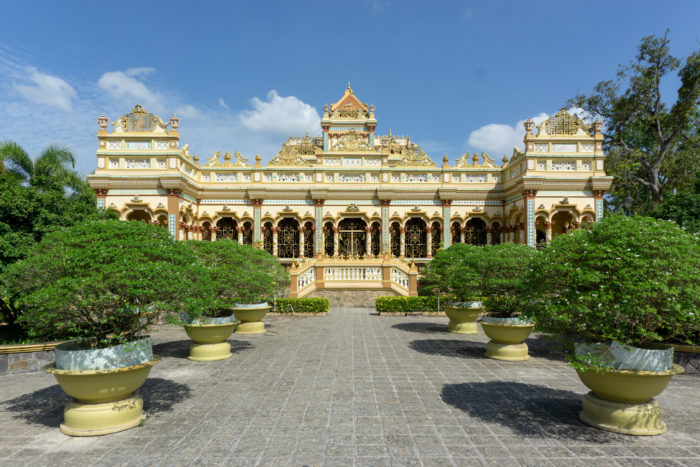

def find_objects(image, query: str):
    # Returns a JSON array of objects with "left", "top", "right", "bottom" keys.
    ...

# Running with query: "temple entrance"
[{"left": 338, "top": 218, "right": 366, "bottom": 257}]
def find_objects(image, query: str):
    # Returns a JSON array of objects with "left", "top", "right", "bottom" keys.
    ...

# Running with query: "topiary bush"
[
  {"left": 1, "top": 220, "right": 212, "bottom": 346},
  {"left": 522, "top": 215, "right": 700, "bottom": 347},
  {"left": 274, "top": 298, "right": 328, "bottom": 314},
  {"left": 375, "top": 296, "right": 449, "bottom": 313},
  {"left": 184, "top": 240, "right": 288, "bottom": 315}
]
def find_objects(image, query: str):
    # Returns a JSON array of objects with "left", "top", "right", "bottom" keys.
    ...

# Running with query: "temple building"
[{"left": 87, "top": 86, "right": 612, "bottom": 300}]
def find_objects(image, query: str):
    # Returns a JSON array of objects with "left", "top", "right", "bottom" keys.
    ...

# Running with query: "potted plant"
[
  {"left": 186, "top": 240, "right": 287, "bottom": 336},
  {"left": 523, "top": 215, "right": 697, "bottom": 435},
  {"left": 1, "top": 220, "right": 204, "bottom": 436}
]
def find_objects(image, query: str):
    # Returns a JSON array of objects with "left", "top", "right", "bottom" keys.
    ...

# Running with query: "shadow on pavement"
[
  {"left": 153, "top": 339, "right": 253, "bottom": 359},
  {"left": 1, "top": 378, "right": 191, "bottom": 427},
  {"left": 441, "top": 381, "right": 623, "bottom": 443},
  {"left": 409, "top": 339, "right": 485, "bottom": 358},
  {"left": 392, "top": 322, "right": 447, "bottom": 334}
]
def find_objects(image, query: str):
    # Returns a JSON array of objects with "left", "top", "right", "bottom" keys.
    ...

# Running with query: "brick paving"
[{"left": 0, "top": 307, "right": 698, "bottom": 466}]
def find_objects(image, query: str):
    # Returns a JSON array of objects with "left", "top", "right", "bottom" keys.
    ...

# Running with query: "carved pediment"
[
  {"left": 395, "top": 146, "right": 436, "bottom": 168},
  {"left": 537, "top": 109, "right": 590, "bottom": 137},
  {"left": 112, "top": 105, "right": 168, "bottom": 133},
  {"left": 330, "top": 129, "right": 370, "bottom": 152},
  {"left": 268, "top": 144, "right": 311, "bottom": 167}
]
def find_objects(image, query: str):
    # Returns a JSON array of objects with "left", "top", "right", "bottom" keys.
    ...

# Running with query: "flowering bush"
[{"left": 522, "top": 215, "right": 700, "bottom": 347}]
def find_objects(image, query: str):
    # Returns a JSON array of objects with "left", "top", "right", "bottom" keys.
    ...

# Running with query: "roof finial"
[{"left": 347, "top": 81, "right": 352, "bottom": 93}]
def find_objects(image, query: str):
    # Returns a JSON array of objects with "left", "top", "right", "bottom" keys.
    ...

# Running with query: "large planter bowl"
[
  {"left": 184, "top": 322, "right": 237, "bottom": 361},
  {"left": 45, "top": 356, "right": 160, "bottom": 436},
  {"left": 479, "top": 318, "right": 535, "bottom": 361},
  {"left": 232, "top": 303, "right": 270, "bottom": 335},
  {"left": 444, "top": 302, "right": 482, "bottom": 334},
  {"left": 576, "top": 364, "right": 685, "bottom": 435}
]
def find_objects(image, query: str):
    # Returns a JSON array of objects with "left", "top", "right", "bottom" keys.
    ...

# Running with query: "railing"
[{"left": 289, "top": 255, "right": 418, "bottom": 298}]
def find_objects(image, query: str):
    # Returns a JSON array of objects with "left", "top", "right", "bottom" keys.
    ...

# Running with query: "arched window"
[
  {"left": 551, "top": 211, "right": 575, "bottom": 238},
  {"left": 431, "top": 221, "right": 441, "bottom": 256},
  {"left": 324, "top": 222, "right": 335, "bottom": 256},
  {"left": 338, "top": 218, "right": 367, "bottom": 258},
  {"left": 263, "top": 222, "right": 273, "bottom": 254},
  {"left": 370, "top": 222, "right": 381, "bottom": 257},
  {"left": 303, "top": 221, "right": 314, "bottom": 258},
  {"left": 405, "top": 218, "right": 427, "bottom": 258},
  {"left": 126, "top": 210, "right": 151, "bottom": 222},
  {"left": 491, "top": 222, "right": 501, "bottom": 245},
  {"left": 156, "top": 215, "right": 168, "bottom": 229},
  {"left": 216, "top": 218, "right": 237, "bottom": 241},
  {"left": 464, "top": 218, "right": 487, "bottom": 246},
  {"left": 451, "top": 222, "right": 462, "bottom": 244},
  {"left": 277, "top": 218, "right": 300, "bottom": 258},
  {"left": 242, "top": 221, "right": 253, "bottom": 245},
  {"left": 390, "top": 222, "right": 401, "bottom": 257},
  {"left": 202, "top": 222, "right": 212, "bottom": 241}
]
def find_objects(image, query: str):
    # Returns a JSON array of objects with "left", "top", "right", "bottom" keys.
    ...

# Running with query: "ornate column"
[
  {"left": 94, "top": 188, "right": 108, "bottom": 210},
  {"left": 485, "top": 227, "right": 492, "bottom": 246},
  {"left": 426, "top": 226, "right": 433, "bottom": 258},
  {"left": 399, "top": 226, "right": 406, "bottom": 258},
  {"left": 252, "top": 199, "right": 263, "bottom": 246},
  {"left": 211, "top": 226, "right": 219, "bottom": 241},
  {"left": 365, "top": 226, "right": 372, "bottom": 257},
  {"left": 237, "top": 226, "right": 243, "bottom": 244},
  {"left": 299, "top": 226, "right": 305, "bottom": 259},
  {"left": 380, "top": 200, "right": 391, "bottom": 254},
  {"left": 593, "top": 190, "right": 605, "bottom": 221},
  {"left": 314, "top": 200, "right": 324, "bottom": 257},
  {"left": 166, "top": 189, "right": 181, "bottom": 239},
  {"left": 333, "top": 226, "right": 340, "bottom": 257},
  {"left": 522, "top": 190, "right": 537, "bottom": 247},
  {"left": 519, "top": 223, "right": 525, "bottom": 244},
  {"left": 441, "top": 200, "right": 452, "bottom": 248},
  {"left": 545, "top": 221, "right": 552, "bottom": 244},
  {"left": 272, "top": 227, "right": 279, "bottom": 257}
]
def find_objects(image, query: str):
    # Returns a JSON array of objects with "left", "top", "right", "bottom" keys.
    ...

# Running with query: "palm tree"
[{"left": 0, "top": 141, "right": 84, "bottom": 191}]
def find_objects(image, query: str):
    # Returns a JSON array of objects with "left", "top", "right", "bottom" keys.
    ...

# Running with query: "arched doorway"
[
  {"left": 491, "top": 222, "right": 501, "bottom": 245},
  {"left": 277, "top": 218, "right": 300, "bottom": 258},
  {"left": 216, "top": 218, "right": 237, "bottom": 241},
  {"left": 370, "top": 222, "right": 381, "bottom": 257},
  {"left": 156, "top": 214, "right": 168, "bottom": 229},
  {"left": 551, "top": 211, "right": 575, "bottom": 238},
  {"left": 323, "top": 222, "right": 334, "bottom": 256},
  {"left": 126, "top": 210, "right": 151, "bottom": 222},
  {"left": 464, "top": 218, "right": 487, "bottom": 246},
  {"left": 242, "top": 221, "right": 253, "bottom": 245},
  {"left": 202, "top": 222, "right": 212, "bottom": 241},
  {"left": 338, "top": 218, "right": 367, "bottom": 257},
  {"left": 430, "top": 221, "right": 441, "bottom": 256},
  {"left": 390, "top": 222, "right": 401, "bottom": 257},
  {"left": 451, "top": 222, "right": 462, "bottom": 244},
  {"left": 262, "top": 222, "right": 273, "bottom": 254},
  {"left": 405, "top": 218, "right": 427, "bottom": 258},
  {"left": 303, "top": 221, "right": 314, "bottom": 258}
]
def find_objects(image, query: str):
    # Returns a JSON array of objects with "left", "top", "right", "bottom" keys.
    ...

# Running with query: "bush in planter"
[
  {"left": 1, "top": 220, "right": 210, "bottom": 347},
  {"left": 522, "top": 215, "right": 700, "bottom": 351}
]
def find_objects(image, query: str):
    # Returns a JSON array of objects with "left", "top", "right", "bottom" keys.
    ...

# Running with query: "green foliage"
[
  {"left": 569, "top": 32, "right": 700, "bottom": 210},
  {"left": 421, "top": 243, "right": 536, "bottom": 302},
  {"left": 0, "top": 141, "right": 84, "bottom": 191},
  {"left": 2, "top": 220, "right": 212, "bottom": 345},
  {"left": 184, "top": 240, "right": 288, "bottom": 312},
  {"left": 483, "top": 295, "right": 522, "bottom": 319},
  {"left": 375, "top": 296, "right": 447, "bottom": 313},
  {"left": 650, "top": 188, "right": 700, "bottom": 233},
  {"left": 522, "top": 215, "right": 700, "bottom": 347},
  {"left": 274, "top": 298, "right": 329, "bottom": 314}
]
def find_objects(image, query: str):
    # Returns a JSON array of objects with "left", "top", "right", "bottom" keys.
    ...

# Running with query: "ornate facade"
[{"left": 88, "top": 86, "right": 612, "bottom": 295}]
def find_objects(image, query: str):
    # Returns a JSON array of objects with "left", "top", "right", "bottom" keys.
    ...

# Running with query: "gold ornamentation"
[
  {"left": 268, "top": 143, "right": 311, "bottom": 167},
  {"left": 336, "top": 102, "right": 360, "bottom": 118},
  {"left": 112, "top": 105, "right": 168, "bottom": 132},
  {"left": 347, "top": 204, "right": 360, "bottom": 212},
  {"left": 539, "top": 109, "right": 589, "bottom": 136},
  {"left": 330, "top": 129, "right": 370, "bottom": 152},
  {"left": 454, "top": 152, "right": 497, "bottom": 169},
  {"left": 395, "top": 145, "right": 436, "bottom": 167},
  {"left": 205, "top": 151, "right": 222, "bottom": 167}
]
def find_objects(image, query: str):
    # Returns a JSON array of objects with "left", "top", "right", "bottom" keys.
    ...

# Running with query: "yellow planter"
[
  {"left": 576, "top": 364, "right": 685, "bottom": 435},
  {"left": 184, "top": 322, "right": 237, "bottom": 361},
  {"left": 45, "top": 357, "right": 160, "bottom": 436},
  {"left": 480, "top": 321, "right": 535, "bottom": 361},
  {"left": 444, "top": 306, "right": 482, "bottom": 334},
  {"left": 232, "top": 305, "right": 270, "bottom": 335}
]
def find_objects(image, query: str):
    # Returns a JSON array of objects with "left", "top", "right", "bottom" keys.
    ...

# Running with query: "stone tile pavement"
[{"left": 0, "top": 307, "right": 698, "bottom": 466}]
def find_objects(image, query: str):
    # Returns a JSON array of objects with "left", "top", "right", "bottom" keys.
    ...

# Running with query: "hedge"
[
  {"left": 375, "top": 296, "right": 452, "bottom": 313},
  {"left": 274, "top": 298, "right": 329, "bottom": 314}
]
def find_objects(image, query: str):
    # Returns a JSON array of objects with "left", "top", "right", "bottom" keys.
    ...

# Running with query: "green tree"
[
  {"left": 0, "top": 141, "right": 84, "bottom": 191},
  {"left": 569, "top": 32, "right": 700, "bottom": 211}
]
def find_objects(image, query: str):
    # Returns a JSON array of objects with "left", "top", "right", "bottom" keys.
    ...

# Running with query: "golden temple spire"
[{"left": 346, "top": 81, "right": 353, "bottom": 94}]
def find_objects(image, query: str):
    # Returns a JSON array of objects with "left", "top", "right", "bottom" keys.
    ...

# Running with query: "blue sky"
[{"left": 0, "top": 1, "right": 698, "bottom": 174}]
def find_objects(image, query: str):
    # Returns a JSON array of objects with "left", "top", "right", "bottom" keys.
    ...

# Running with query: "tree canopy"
[{"left": 0, "top": 141, "right": 84, "bottom": 192}]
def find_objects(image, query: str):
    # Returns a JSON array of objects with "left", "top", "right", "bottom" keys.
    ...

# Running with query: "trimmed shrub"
[
  {"left": 376, "top": 296, "right": 450, "bottom": 313},
  {"left": 522, "top": 215, "right": 700, "bottom": 347},
  {"left": 274, "top": 298, "right": 329, "bottom": 314}
]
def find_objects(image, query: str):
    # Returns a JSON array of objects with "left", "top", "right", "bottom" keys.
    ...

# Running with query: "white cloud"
[
  {"left": 239, "top": 90, "right": 321, "bottom": 137},
  {"left": 217, "top": 98, "right": 229, "bottom": 110},
  {"left": 468, "top": 112, "right": 549, "bottom": 157},
  {"left": 13, "top": 66, "right": 77, "bottom": 111},
  {"left": 174, "top": 105, "right": 201, "bottom": 119},
  {"left": 97, "top": 68, "right": 163, "bottom": 111}
]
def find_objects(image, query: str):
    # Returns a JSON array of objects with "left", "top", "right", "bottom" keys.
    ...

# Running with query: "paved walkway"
[{"left": 0, "top": 308, "right": 698, "bottom": 466}]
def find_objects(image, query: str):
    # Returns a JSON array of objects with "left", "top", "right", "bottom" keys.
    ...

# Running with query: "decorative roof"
[
  {"left": 268, "top": 143, "right": 311, "bottom": 167},
  {"left": 112, "top": 105, "right": 168, "bottom": 133},
  {"left": 537, "top": 109, "right": 590, "bottom": 137},
  {"left": 395, "top": 145, "right": 436, "bottom": 168},
  {"left": 329, "top": 83, "right": 369, "bottom": 118}
]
